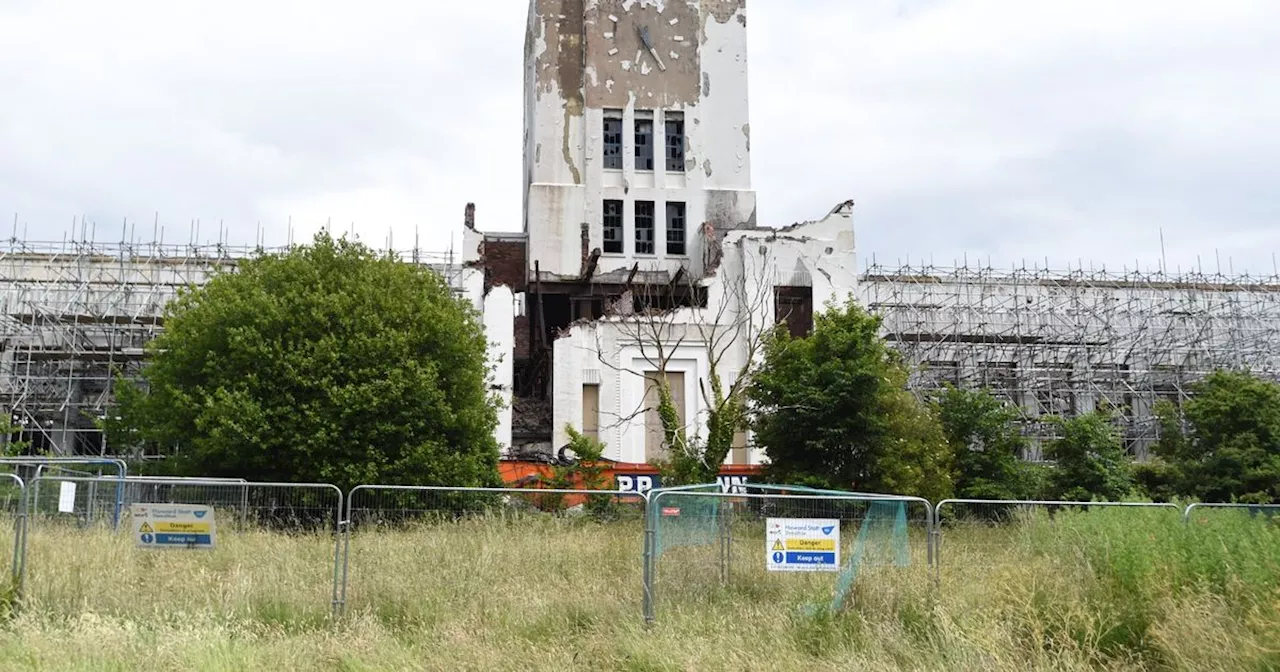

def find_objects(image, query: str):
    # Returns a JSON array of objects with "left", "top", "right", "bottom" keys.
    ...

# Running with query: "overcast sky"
[{"left": 2, "top": 0, "right": 1278, "bottom": 275}]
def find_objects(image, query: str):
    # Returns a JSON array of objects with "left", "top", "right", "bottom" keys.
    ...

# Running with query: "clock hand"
[{"left": 638, "top": 25, "right": 667, "bottom": 72}]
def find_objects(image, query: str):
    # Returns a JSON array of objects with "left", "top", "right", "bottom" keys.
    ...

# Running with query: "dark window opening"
[
  {"left": 666, "top": 202, "right": 686, "bottom": 255},
  {"left": 603, "top": 111, "right": 623, "bottom": 170},
  {"left": 603, "top": 200, "right": 624, "bottom": 254},
  {"left": 774, "top": 286, "right": 814, "bottom": 338},
  {"left": 665, "top": 112, "right": 685, "bottom": 172},
  {"left": 572, "top": 297, "right": 605, "bottom": 321},
  {"left": 514, "top": 359, "right": 549, "bottom": 400},
  {"left": 635, "top": 115, "right": 654, "bottom": 171},
  {"left": 635, "top": 201, "right": 655, "bottom": 254},
  {"left": 541, "top": 294, "right": 572, "bottom": 344}
]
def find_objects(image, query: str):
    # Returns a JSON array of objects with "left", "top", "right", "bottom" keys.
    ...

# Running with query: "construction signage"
[
  {"left": 131, "top": 503, "right": 217, "bottom": 550},
  {"left": 765, "top": 518, "right": 840, "bottom": 572}
]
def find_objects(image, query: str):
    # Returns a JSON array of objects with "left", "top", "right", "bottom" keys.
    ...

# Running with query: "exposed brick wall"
[
  {"left": 514, "top": 314, "right": 531, "bottom": 360},
  {"left": 482, "top": 239, "right": 527, "bottom": 294}
]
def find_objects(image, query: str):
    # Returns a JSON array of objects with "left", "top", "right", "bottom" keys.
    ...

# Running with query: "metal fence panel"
[
  {"left": 340, "top": 485, "right": 647, "bottom": 620},
  {"left": 644, "top": 485, "right": 934, "bottom": 624},
  {"left": 26, "top": 476, "right": 342, "bottom": 619},
  {"left": 0, "top": 473, "right": 25, "bottom": 598},
  {"left": 1183, "top": 502, "right": 1280, "bottom": 524},
  {"left": 3, "top": 459, "right": 128, "bottom": 530},
  {"left": 53, "top": 477, "right": 254, "bottom": 531}
]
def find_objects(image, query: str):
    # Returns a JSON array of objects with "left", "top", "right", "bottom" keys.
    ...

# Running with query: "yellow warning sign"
[
  {"left": 154, "top": 521, "right": 210, "bottom": 533},
  {"left": 772, "top": 539, "right": 785, "bottom": 551},
  {"left": 786, "top": 538, "right": 836, "bottom": 551},
  {"left": 131, "top": 503, "right": 217, "bottom": 550}
]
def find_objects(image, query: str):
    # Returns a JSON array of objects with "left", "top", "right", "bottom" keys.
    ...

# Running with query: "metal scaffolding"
[
  {"left": 0, "top": 235, "right": 464, "bottom": 456},
  {"left": 859, "top": 263, "right": 1280, "bottom": 457},
  {"left": 11, "top": 228, "right": 1279, "bottom": 460}
]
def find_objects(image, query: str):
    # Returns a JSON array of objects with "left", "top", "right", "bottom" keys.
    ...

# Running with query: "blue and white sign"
[
  {"left": 131, "top": 503, "right": 217, "bottom": 550},
  {"left": 765, "top": 518, "right": 840, "bottom": 572}
]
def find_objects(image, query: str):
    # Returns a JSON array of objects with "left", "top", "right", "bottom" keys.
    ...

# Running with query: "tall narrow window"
[
  {"left": 666, "top": 202, "right": 686, "bottom": 255},
  {"left": 603, "top": 200, "right": 624, "bottom": 254},
  {"left": 582, "top": 384, "right": 600, "bottom": 442},
  {"left": 645, "top": 371, "right": 685, "bottom": 462},
  {"left": 665, "top": 111, "right": 685, "bottom": 172},
  {"left": 602, "top": 110, "right": 623, "bottom": 170},
  {"left": 635, "top": 201, "right": 655, "bottom": 254},
  {"left": 635, "top": 112, "right": 654, "bottom": 171}
]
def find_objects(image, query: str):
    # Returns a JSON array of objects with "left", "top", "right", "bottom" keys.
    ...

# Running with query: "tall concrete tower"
[{"left": 523, "top": 0, "right": 756, "bottom": 282}]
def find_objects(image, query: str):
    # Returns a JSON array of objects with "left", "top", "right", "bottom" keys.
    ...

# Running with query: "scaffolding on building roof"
[
  {"left": 0, "top": 234, "right": 463, "bottom": 456},
  {"left": 858, "top": 262, "right": 1280, "bottom": 456}
]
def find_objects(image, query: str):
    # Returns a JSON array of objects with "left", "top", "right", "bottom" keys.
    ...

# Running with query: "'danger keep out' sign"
[{"left": 766, "top": 518, "right": 840, "bottom": 572}]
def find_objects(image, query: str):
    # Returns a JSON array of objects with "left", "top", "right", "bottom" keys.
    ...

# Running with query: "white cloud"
[
  {"left": 2, "top": 0, "right": 1278, "bottom": 274},
  {"left": 0, "top": 1, "right": 525, "bottom": 246},
  {"left": 750, "top": 0, "right": 1280, "bottom": 273}
]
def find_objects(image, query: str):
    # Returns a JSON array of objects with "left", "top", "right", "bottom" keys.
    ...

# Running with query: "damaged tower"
[{"left": 465, "top": 0, "right": 859, "bottom": 462}]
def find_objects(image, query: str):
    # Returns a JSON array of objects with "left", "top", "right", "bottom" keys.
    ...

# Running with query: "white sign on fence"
[
  {"left": 131, "top": 503, "right": 217, "bottom": 550},
  {"left": 57, "top": 481, "right": 76, "bottom": 513},
  {"left": 766, "top": 518, "right": 840, "bottom": 572}
]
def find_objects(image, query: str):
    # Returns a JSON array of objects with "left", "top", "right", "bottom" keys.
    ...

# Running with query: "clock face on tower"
[
  {"left": 590, "top": 2, "right": 699, "bottom": 107},
  {"left": 600, "top": 4, "right": 691, "bottom": 75}
]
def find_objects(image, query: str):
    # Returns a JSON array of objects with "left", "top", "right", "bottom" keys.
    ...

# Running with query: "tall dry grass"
[{"left": 0, "top": 507, "right": 1273, "bottom": 670}]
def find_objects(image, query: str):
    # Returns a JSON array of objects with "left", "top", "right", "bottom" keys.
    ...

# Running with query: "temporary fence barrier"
[
  {"left": 643, "top": 484, "right": 933, "bottom": 624},
  {"left": 0, "top": 474, "right": 25, "bottom": 596},
  {"left": 25, "top": 476, "right": 343, "bottom": 618},
  {"left": 0, "top": 456, "right": 127, "bottom": 474},
  {"left": 934, "top": 499, "right": 1183, "bottom": 582},
  {"left": 339, "top": 485, "right": 647, "bottom": 618},
  {"left": 67, "top": 475, "right": 253, "bottom": 529},
  {"left": 7, "top": 458, "right": 129, "bottom": 530},
  {"left": 1183, "top": 502, "right": 1280, "bottom": 524},
  {"left": 7, "top": 467, "right": 1280, "bottom": 625},
  {"left": 31, "top": 463, "right": 131, "bottom": 530}
]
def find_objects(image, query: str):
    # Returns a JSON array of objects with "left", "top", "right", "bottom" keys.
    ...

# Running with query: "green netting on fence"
[
  {"left": 827, "top": 498, "right": 910, "bottom": 612},
  {"left": 651, "top": 485, "right": 723, "bottom": 560}
]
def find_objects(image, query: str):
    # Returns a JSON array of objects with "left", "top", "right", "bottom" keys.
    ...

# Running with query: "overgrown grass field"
[{"left": 0, "top": 506, "right": 1276, "bottom": 671}]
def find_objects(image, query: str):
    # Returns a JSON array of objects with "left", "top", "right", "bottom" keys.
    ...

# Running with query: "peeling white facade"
[
  {"left": 551, "top": 203, "right": 858, "bottom": 463},
  {"left": 523, "top": 0, "right": 756, "bottom": 281},
  {"left": 455, "top": 0, "right": 860, "bottom": 462}
]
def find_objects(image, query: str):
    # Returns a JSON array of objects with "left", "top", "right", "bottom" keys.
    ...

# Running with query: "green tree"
[
  {"left": 748, "top": 298, "right": 953, "bottom": 501},
  {"left": 106, "top": 232, "right": 501, "bottom": 492},
  {"left": 1044, "top": 410, "right": 1133, "bottom": 501},
  {"left": 1151, "top": 370, "right": 1280, "bottom": 503},
  {"left": 0, "top": 415, "right": 30, "bottom": 457},
  {"left": 1130, "top": 400, "right": 1187, "bottom": 502},
  {"left": 543, "top": 425, "right": 617, "bottom": 517},
  {"left": 934, "top": 387, "right": 1034, "bottom": 500}
]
